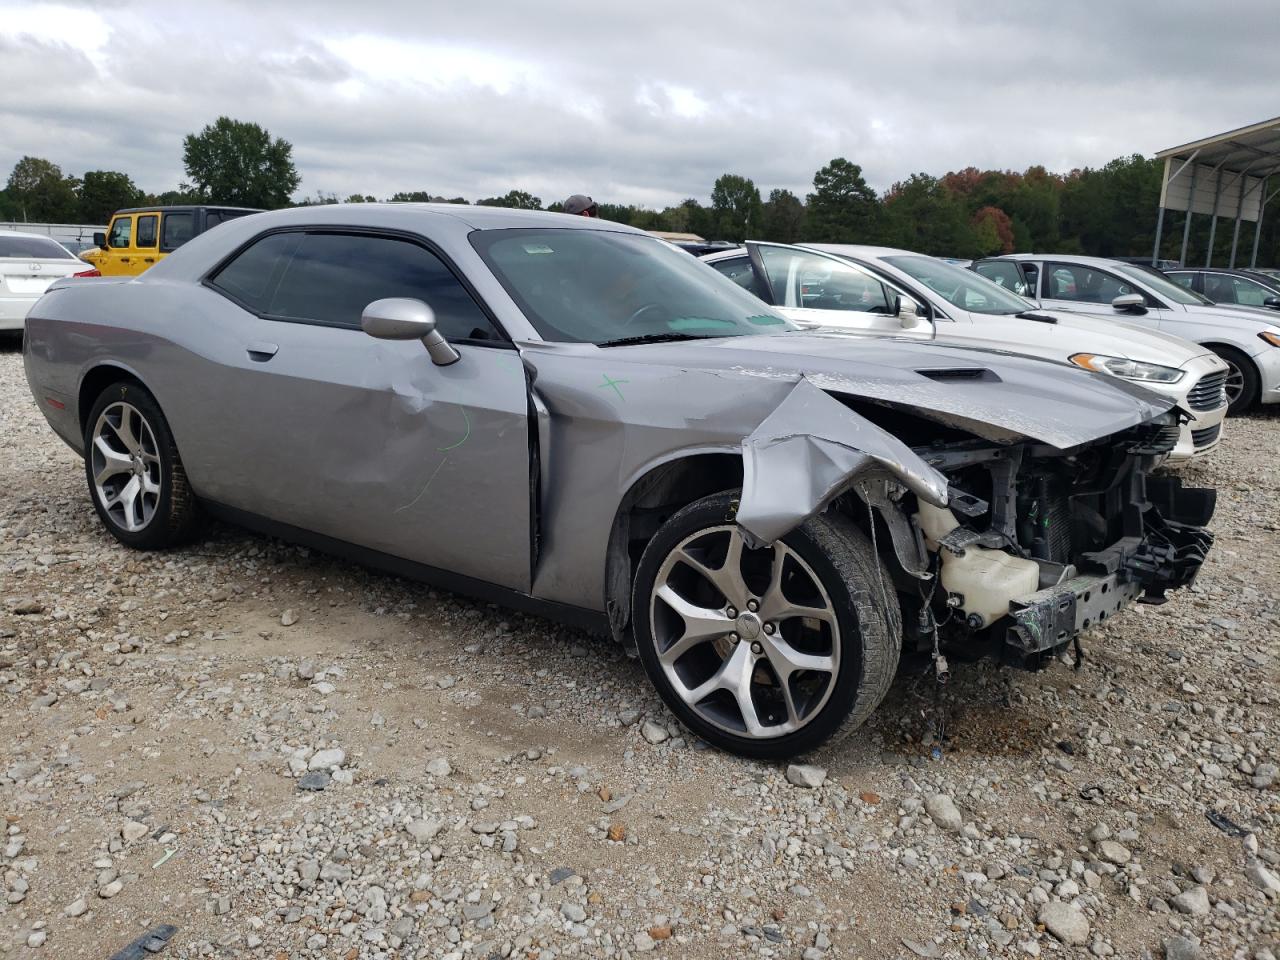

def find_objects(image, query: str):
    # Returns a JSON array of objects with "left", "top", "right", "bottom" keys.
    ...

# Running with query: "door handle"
[
  {"left": 246, "top": 341, "right": 279, "bottom": 362},
  {"left": 143, "top": 257, "right": 155, "bottom": 264},
  {"left": 120, "top": 257, "right": 130, "bottom": 263}
]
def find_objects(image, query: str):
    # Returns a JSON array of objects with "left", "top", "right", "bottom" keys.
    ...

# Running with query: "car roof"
[
  {"left": 800, "top": 243, "right": 916, "bottom": 259},
  {"left": 0, "top": 230, "right": 68, "bottom": 242},
  {"left": 992, "top": 253, "right": 1129, "bottom": 266},
  {"left": 199, "top": 202, "right": 647, "bottom": 233},
  {"left": 113, "top": 204, "right": 263, "bottom": 215}
]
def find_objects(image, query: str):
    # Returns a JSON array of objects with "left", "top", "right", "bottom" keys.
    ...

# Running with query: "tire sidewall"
[
  {"left": 83, "top": 382, "right": 181, "bottom": 549},
  {"left": 632, "top": 492, "right": 871, "bottom": 760},
  {"left": 1215, "top": 346, "right": 1259, "bottom": 414}
]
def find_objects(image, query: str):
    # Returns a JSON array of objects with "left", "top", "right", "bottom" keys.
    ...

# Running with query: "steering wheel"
[{"left": 623, "top": 302, "right": 667, "bottom": 327}]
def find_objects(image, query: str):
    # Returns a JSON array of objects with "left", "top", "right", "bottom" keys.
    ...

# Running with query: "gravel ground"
[{"left": 1, "top": 341, "right": 1277, "bottom": 960}]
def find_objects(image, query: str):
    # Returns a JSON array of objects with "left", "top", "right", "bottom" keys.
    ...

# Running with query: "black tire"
[
  {"left": 632, "top": 491, "right": 901, "bottom": 759},
  {"left": 83, "top": 381, "right": 201, "bottom": 549},
  {"left": 1213, "top": 345, "right": 1259, "bottom": 414}
]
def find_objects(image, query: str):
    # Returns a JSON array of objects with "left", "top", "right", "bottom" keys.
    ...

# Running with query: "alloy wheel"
[
  {"left": 90, "top": 401, "right": 162, "bottom": 533},
  {"left": 648, "top": 525, "right": 841, "bottom": 739},
  {"left": 1223, "top": 360, "right": 1245, "bottom": 407}
]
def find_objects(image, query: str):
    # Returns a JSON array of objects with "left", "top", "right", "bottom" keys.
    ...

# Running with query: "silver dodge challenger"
[{"left": 22, "top": 205, "right": 1215, "bottom": 758}]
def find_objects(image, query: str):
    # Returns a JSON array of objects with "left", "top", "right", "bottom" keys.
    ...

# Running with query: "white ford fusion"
[{"left": 702, "top": 243, "right": 1229, "bottom": 462}]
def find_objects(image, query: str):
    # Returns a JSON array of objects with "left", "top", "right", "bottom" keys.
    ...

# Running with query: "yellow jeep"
[{"left": 83, "top": 205, "right": 261, "bottom": 276}]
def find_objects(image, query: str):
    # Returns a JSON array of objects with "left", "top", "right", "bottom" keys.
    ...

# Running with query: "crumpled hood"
[{"left": 602, "top": 331, "right": 1175, "bottom": 449}]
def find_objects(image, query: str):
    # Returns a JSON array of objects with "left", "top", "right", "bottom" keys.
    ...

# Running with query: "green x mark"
[{"left": 599, "top": 373, "right": 629, "bottom": 400}]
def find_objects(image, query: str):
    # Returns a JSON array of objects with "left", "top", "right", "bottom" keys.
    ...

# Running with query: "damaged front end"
[{"left": 735, "top": 376, "right": 1215, "bottom": 665}]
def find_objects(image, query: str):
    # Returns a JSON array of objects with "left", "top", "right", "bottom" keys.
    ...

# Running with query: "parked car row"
[{"left": 23, "top": 204, "right": 1219, "bottom": 758}]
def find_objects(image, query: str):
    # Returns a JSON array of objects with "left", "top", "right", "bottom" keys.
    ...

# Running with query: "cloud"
[{"left": 2, "top": 0, "right": 1278, "bottom": 209}]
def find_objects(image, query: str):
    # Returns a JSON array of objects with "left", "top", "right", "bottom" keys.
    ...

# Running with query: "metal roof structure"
[{"left": 1153, "top": 116, "right": 1280, "bottom": 268}]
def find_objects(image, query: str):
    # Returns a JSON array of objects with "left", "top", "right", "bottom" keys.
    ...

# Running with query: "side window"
[
  {"left": 1230, "top": 276, "right": 1269, "bottom": 307},
  {"left": 266, "top": 233, "right": 502, "bottom": 341},
  {"left": 707, "top": 257, "right": 769, "bottom": 301},
  {"left": 1044, "top": 263, "right": 1136, "bottom": 304},
  {"left": 757, "top": 247, "right": 891, "bottom": 313},
  {"left": 107, "top": 217, "right": 132, "bottom": 249},
  {"left": 135, "top": 214, "right": 158, "bottom": 249},
  {"left": 974, "top": 261, "right": 1030, "bottom": 296},
  {"left": 206, "top": 210, "right": 251, "bottom": 230},
  {"left": 1168, "top": 272, "right": 1196, "bottom": 290},
  {"left": 160, "top": 212, "right": 196, "bottom": 252},
  {"left": 209, "top": 232, "right": 302, "bottom": 311}
]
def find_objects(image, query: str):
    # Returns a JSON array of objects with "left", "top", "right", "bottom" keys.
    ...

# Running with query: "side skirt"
[{"left": 201, "top": 500, "right": 611, "bottom": 636}]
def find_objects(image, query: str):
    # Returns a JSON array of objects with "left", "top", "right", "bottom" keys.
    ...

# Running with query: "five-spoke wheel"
[
  {"left": 83, "top": 382, "right": 200, "bottom": 548},
  {"left": 633, "top": 492, "right": 901, "bottom": 759}
]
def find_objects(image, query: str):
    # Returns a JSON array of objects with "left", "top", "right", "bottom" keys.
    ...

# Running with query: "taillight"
[{"left": 72, "top": 269, "right": 101, "bottom": 278}]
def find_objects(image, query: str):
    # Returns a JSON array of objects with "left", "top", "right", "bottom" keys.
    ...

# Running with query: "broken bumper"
[{"left": 1007, "top": 478, "right": 1215, "bottom": 654}]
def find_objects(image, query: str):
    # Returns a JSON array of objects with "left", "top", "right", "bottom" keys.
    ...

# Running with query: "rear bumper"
[
  {"left": 0, "top": 296, "right": 36, "bottom": 330},
  {"left": 1005, "top": 476, "right": 1215, "bottom": 654}
]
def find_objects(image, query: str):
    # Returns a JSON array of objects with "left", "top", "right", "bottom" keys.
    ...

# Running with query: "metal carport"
[{"left": 1152, "top": 116, "right": 1280, "bottom": 268}]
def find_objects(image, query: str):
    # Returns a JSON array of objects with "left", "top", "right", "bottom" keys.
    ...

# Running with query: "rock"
[
  {"left": 64, "top": 897, "right": 87, "bottom": 917},
  {"left": 640, "top": 720, "right": 669, "bottom": 744},
  {"left": 406, "top": 818, "right": 444, "bottom": 842},
  {"left": 1097, "top": 840, "right": 1131, "bottom": 864},
  {"left": 618, "top": 707, "right": 641, "bottom": 725},
  {"left": 280, "top": 609, "right": 297, "bottom": 626},
  {"left": 1171, "top": 886, "right": 1210, "bottom": 916},
  {"left": 1253, "top": 762, "right": 1277, "bottom": 789},
  {"left": 308, "top": 747, "right": 345, "bottom": 770},
  {"left": 320, "top": 861, "right": 352, "bottom": 882},
  {"left": 27, "top": 930, "right": 46, "bottom": 948},
  {"left": 924, "top": 794, "right": 963, "bottom": 832},
  {"left": 99, "top": 879, "right": 123, "bottom": 899},
  {"left": 1164, "top": 935, "right": 1201, "bottom": 960},
  {"left": 633, "top": 931, "right": 656, "bottom": 952},
  {"left": 296, "top": 660, "right": 316, "bottom": 680},
  {"left": 427, "top": 756, "right": 453, "bottom": 777},
  {"left": 1246, "top": 862, "right": 1280, "bottom": 898},
  {"left": 560, "top": 901, "right": 587, "bottom": 922},
  {"left": 297, "top": 772, "right": 330, "bottom": 791},
  {"left": 607, "top": 823, "right": 626, "bottom": 841},
  {"left": 902, "top": 938, "right": 943, "bottom": 958},
  {"left": 549, "top": 867, "right": 576, "bottom": 885},
  {"left": 1037, "top": 902, "right": 1089, "bottom": 946},
  {"left": 12, "top": 598, "right": 44, "bottom": 615},
  {"left": 121, "top": 820, "right": 148, "bottom": 842},
  {"left": 785, "top": 764, "right": 827, "bottom": 789}
]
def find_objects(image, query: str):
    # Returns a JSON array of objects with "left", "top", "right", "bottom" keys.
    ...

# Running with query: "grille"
[
  {"left": 1187, "top": 370, "right": 1228, "bottom": 411},
  {"left": 1191, "top": 423, "right": 1222, "bottom": 448},
  {"left": 1126, "top": 422, "right": 1181, "bottom": 455}
]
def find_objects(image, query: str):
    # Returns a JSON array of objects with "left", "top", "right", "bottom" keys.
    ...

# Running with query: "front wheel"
[
  {"left": 83, "top": 381, "right": 201, "bottom": 549},
  {"left": 631, "top": 491, "right": 901, "bottom": 759},
  {"left": 1213, "top": 346, "right": 1259, "bottom": 414}
]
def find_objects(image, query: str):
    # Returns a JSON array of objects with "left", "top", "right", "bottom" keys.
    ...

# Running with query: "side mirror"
[
  {"left": 894, "top": 294, "right": 925, "bottom": 328},
  {"left": 361, "top": 297, "right": 460, "bottom": 366},
  {"left": 93, "top": 232, "right": 106, "bottom": 248},
  {"left": 1111, "top": 293, "right": 1146, "bottom": 314},
  {"left": 1264, "top": 295, "right": 1280, "bottom": 310}
]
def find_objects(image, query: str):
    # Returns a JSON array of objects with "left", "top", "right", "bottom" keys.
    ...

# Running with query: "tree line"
[{"left": 2, "top": 115, "right": 1275, "bottom": 265}]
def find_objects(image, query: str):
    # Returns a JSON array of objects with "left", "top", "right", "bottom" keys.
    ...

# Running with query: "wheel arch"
[
  {"left": 77, "top": 362, "right": 151, "bottom": 438},
  {"left": 604, "top": 451, "right": 744, "bottom": 647}
]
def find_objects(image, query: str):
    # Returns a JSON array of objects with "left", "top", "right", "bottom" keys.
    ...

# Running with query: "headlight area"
[
  {"left": 1069, "top": 353, "right": 1185, "bottom": 383},
  {"left": 1259, "top": 331, "right": 1280, "bottom": 347}
]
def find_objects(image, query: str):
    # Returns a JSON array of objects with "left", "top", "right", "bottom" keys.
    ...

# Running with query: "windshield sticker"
[{"left": 522, "top": 244, "right": 555, "bottom": 255}]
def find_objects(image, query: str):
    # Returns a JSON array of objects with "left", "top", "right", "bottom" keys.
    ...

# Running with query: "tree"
[
  {"left": 881, "top": 174, "right": 975, "bottom": 256},
  {"left": 5, "top": 156, "right": 79, "bottom": 222},
  {"left": 182, "top": 117, "right": 301, "bottom": 209},
  {"left": 476, "top": 190, "right": 542, "bottom": 210},
  {"left": 805, "top": 158, "right": 881, "bottom": 243},
  {"left": 344, "top": 193, "right": 376, "bottom": 203},
  {"left": 710, "top": 174, "right": 762, "bottom": 242},
  {"left": 389, "top": 191, "right": 433, "bottom": 202},
  {"left": 971, "top": 206, "right": 1015, "bottom": 255},
  {"left": 79, "top": 170, "right": 143, "bottom": 223},
  {"left": 761, "top": 188, "right": 805, "bottom": 243}
]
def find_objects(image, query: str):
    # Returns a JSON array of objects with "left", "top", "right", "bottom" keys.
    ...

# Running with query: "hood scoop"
[{"left": 916, "top": 367, "right": 1000, "bottom": 383}]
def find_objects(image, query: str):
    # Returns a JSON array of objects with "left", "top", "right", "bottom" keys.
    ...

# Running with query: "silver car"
[
  {"left": 973, "top": 254, "right": 1280, "bottom": 413},
  {"left": 702, "top": 242, "right": 1229, "bottom": 462},
  {"left": 23, "top": 205, "right": 1215, "bottom": 758}
]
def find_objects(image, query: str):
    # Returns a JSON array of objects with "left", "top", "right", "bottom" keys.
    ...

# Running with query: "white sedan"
[{"left": 0, "top": 231, "right": 98, "bottom": 333}]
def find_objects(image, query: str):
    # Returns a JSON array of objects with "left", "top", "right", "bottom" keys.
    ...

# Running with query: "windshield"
[
  {"left": 1113, "top": 263, "right": 1211, "bottom": 305},
  {"left": 0, "top": 235, "right": 74, "bottom": 260},
  {"left": 471, "top": 228, "right": 791, "bottom": 343},
  {"left": 882, "top": 254, "right": 1032, "bottom": 315}
]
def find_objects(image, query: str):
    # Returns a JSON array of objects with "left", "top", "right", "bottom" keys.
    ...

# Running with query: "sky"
[{"left": 2, "top": 0, "right": 1279, "bottom": 209}]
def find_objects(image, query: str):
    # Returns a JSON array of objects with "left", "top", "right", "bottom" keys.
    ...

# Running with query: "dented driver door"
[{"left": 215, "top": 326, "right": 532, "bottom": 591}]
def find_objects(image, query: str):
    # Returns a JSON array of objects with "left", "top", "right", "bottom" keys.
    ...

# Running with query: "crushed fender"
[{"left": 736, "top": 376, "right": 950, "bottom": 545}]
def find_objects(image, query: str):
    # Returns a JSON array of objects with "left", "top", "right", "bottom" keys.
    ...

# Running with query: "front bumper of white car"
[
  {"left": 1255, "top": 343, "right": 1280, "bottom": 405},
  {"left": 1153, "top": 354, "right": 1230, "bottom": 462}
]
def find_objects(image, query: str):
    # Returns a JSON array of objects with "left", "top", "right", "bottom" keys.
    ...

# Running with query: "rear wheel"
[
  {"left": 83, "top": 381, "right": 200, "bottom": 549},
  {"left": 1213, "top": 346, "right": 1259, "bottom": 414},
  {"left": 632, "top": 491, "right": 901, "bottom": 759}
]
